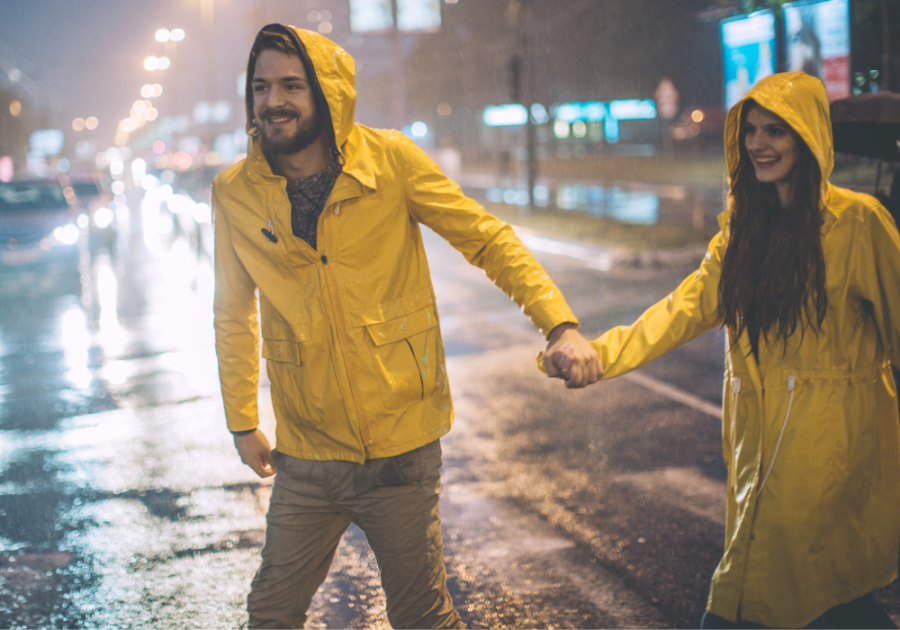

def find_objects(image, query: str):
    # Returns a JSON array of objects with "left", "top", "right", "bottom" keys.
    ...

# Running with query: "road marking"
[{"left": 623, "top": 370, "right": 723, "bottom": 419}]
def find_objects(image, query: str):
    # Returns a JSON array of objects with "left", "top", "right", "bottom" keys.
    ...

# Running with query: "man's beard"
[{"left": 259, "top": 107, "right": 325, "bottom": 156}]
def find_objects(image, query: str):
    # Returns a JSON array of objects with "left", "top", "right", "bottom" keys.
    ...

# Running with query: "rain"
[{"left": 0, "top": 0, "right": 898, "bottom": 628}]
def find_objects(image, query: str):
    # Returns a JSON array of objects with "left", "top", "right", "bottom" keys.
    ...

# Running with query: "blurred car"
[
  {"left": 0, "top": 179, "right": 82, "bottom": 284},
  {"left": 66, "top": 176, "right": 116, "bottom": 253},
  {"left": 671, "top": 106, "right": 727, "bottom": 144}
]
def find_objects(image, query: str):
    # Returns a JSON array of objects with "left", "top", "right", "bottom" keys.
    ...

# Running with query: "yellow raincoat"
[
  {"left": 213, "top": 27, "right": 576, "bottom": 464},
  {"left": 592, "top": 73, "right": 900, "bottom": 627}
]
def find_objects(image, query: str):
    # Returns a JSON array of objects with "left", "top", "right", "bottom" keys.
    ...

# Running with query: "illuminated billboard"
[
  {"left": 349, "top": 0, "right": 441, "bottom": 33},
  {"left": 721, "top": 10, "right": 776, "bottom": 110},
  {"left": 349, "top": 0, "right": 393, "bottom": 33},
  {"left": 784, "top": 0, "right": 850, "bottom": 101},
  {"left": 397, "top": 0, "right": 441, "bottom": 32}
]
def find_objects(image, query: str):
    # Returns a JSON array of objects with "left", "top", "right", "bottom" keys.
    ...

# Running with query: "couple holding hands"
[{"left": 214, "top": 24, "right": 900, "bottom": 629}]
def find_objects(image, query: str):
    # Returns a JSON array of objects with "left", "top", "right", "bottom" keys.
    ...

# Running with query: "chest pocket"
[{"left": 366, "top": 305, "right": 439, "bottom": 410}]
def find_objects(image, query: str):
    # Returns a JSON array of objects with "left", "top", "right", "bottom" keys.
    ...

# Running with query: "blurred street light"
[
  {"left": 155, "top": 29, "right": 171, "bottom": 42},
  {"left": 140, "top": 84, "right": 164, "bottom": 98},
  {"left": 73, "top": 118, "right": 85, "bottom": 131},
  {"left": 144, "top": 56, "right": 171, "bottom": 71},
  {"left": 170, "top": 28, "right": 185, "bottom": 41},
  {"left": 9, "top": 101, "right": 21, "bottom": 116}
]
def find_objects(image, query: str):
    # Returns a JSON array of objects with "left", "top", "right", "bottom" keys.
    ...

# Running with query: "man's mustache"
[{"left": 259, "top": 107, "right": 299, "bottom": 120}]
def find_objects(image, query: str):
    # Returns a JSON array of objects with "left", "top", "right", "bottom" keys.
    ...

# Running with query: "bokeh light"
[{"left": 72, "top": 118, "right": 86, "bottom": 131}]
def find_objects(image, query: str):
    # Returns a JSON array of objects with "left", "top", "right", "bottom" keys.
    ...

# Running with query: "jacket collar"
[{"left": 241, "top": 129, "right": 376, "bottom": 203}]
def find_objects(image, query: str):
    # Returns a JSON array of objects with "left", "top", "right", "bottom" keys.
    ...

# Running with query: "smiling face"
[
  {"left": 252, "top": 49, "right": 324, "bottom": 156},
  {"left": 743, "top": 104, "right": 801, "bottom": 193}
]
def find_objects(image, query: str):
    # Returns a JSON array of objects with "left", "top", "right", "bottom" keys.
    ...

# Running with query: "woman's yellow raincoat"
[
  {"left": 213, "top": 27, "right": 576, "bottom": 465},
  {"left": 592, "top": 73, "right": 900, "bottom": 627}
]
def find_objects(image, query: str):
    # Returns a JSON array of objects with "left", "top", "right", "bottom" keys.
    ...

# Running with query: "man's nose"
[{"left": 266, "top": 88, "right": 285, "bottom": 109}]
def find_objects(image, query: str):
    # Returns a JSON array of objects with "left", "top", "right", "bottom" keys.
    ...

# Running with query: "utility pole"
[
  {"left": 520, "top": 0, "right": 536, "bottom": 215},
  {"left": 389, "top": 0, "right": 406, "bottom": 130},
  {"left": 883, "top": 0, "right": 892, "bottom": 92}
]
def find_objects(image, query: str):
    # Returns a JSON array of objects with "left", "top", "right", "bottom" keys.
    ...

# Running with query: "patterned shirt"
[{"left": 285, "top": 161, "right": 342, "bottom": 249}]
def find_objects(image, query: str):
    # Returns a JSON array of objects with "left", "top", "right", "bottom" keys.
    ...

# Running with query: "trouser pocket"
[{"left": 352, "top": 440, "right": 440, "bottom": 495}]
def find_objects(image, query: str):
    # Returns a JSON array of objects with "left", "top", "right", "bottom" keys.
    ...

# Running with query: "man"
[{"left": 212, "top": 24, "right": 600, "bottom": 629}]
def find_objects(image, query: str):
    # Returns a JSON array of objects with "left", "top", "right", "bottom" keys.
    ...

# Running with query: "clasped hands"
[{"left": 542, "top": 322, "right": 603, "bottom": 389}]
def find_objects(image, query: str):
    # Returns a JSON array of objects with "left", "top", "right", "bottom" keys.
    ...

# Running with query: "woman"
[{"left": 558, "top": 73, "right": 900, "bottom": 627}]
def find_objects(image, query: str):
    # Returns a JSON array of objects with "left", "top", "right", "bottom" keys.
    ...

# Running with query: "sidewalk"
[{"left": 456, "top": 153, "right": 883, "bottom": 269}]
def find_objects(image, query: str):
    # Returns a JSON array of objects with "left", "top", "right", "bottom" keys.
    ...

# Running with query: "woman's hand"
[{"left": 543, "top": 323, "right": 603, "bottom": 388}]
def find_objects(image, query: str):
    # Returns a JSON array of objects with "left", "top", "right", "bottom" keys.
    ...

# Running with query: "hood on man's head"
[
  {"left": 724, "top": 72, "right": 833, "bottom": 195},
  {"left": 245, "top": 24, "right": 357, "bottom": 162}
]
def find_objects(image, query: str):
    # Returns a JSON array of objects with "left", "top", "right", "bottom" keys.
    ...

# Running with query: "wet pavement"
[{"left": 1, "top": 184, "right": 899, "bottom": 628}]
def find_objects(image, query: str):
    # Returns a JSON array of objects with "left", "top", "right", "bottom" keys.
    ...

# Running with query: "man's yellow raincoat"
[
  {"left": 592, "top": 73, "right": 900, "bottom": 627},
  {"left": 212, "top": 27, "right": 576, "bottom": 465}
]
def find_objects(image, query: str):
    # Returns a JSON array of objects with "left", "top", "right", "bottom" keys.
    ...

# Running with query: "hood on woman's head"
[{"left": 724, "top": 72, "right": 833, "bottom": 193}]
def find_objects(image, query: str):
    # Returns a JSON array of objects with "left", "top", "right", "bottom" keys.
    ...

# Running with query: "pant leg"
[
  {"left": 248, "top": 452, "right": 352, "bottom": 630},
  {"left": 818, "top": 593, "right": 898, "bottom": 629},
  {"left": 345, "top": 440, "right": 463, "bottom": 629},
  {"left": 700, "top": 611, "right": 763, "bottom": 629}
]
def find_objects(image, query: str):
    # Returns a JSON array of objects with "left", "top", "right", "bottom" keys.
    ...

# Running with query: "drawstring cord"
[
  {"left": 730, "top": 378, "right": 741, "bottom": 492},
  {"left": 757, "top": 375, "right": 795, "bottom": 498}
]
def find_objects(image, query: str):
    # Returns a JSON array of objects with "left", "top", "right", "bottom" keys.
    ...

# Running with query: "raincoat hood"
[
  {"left": 244, "top": 24, "right": 357, "bottom": 164},
  {"left": 725, "top": 72, "right": 834, "bottom": 198}
]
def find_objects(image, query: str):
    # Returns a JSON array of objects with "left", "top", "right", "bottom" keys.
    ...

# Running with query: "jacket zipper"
[{"left": 319, "top": 202, "right": 374, "bottom": 450}]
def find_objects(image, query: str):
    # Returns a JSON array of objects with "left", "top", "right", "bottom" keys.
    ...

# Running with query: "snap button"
[
  {"left": 749, "top": 534, "right": 756, "bottom": 541},
  {"left": 401, "top": 324, "right": 406, "bottom": 330},
  {"left": 277, "top": 348, "right": 282, "bottom": 355}
]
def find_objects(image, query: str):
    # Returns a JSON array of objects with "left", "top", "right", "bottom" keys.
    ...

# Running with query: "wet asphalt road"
[{"left": 2, "top": 190, "right": 900, "bottom": 629}]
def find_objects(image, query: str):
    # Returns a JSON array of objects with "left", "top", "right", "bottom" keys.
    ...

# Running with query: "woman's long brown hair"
[{"left": 720, "top": 101, "right": 827, "bottom": 360}]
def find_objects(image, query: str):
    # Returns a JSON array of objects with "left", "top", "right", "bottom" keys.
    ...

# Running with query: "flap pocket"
[
  {"left": 262, "top": 339, "right": 302, "bottom": 364},
  {"left": 366, "top": 306, "right": 438, "bottom": 347},
  {"left": 261, "top": 321, "right": 310, "bottom": 343}
]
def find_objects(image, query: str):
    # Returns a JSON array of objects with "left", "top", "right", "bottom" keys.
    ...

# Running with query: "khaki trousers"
[{"left": 247, "top": 439, "right": 463, "bottom": 629}]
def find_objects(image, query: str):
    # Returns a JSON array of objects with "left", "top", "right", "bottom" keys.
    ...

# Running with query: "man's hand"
[
  {"left": 234, "top": 429, "right": 277, "bottom": 478},
  {"left": 543, "top": 323, "right": 603, "bottom": 389}
]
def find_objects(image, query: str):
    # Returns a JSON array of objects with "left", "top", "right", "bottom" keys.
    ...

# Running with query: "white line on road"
[{"left": 623, "top": 370, "right": 723, "bottom": 419}]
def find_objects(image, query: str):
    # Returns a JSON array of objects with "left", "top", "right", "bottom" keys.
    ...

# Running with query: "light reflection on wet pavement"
[{"left": 2, "top": 187, "right": 899, "bottom": 629}]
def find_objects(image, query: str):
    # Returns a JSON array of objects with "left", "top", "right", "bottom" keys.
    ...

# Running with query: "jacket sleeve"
[
  {"left": 593, "top": 229, "right": 727, "bottom": 378},
  {"left": 852, "top": 202, "right": 900, "bottom": 366},
  {"left": 399, "top": 136, "right": 577, "bottom": 338},
  {"left": 212, "top": 186, "right": 261, "bottom": 432}
]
